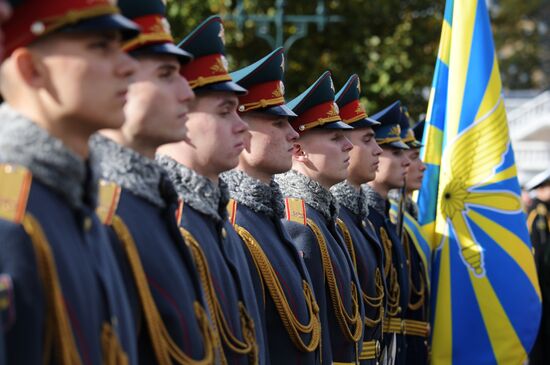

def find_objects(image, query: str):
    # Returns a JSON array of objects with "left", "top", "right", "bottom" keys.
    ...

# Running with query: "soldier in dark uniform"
[
  {"left": 362, "top": 101, "right": 411, "bottom": 365},
  {"left": 526, "top": 168, "right": 550, "bottom": 365},
  {"left": 157, "top": 16, "right": 267, "bottom": 365},
  {"left": 0, "top": 1, "right": 140, "bottom": 363},
  {"left": 222, "top": 48, "right": 323, "bottom": 364},
  {"left": 275, "top": 71, "right": 365, "bottom": 365},
  {"left": 329, "top": 74, "right": 386, "bottom": 365},
  {"left": 0, "top": 3, "right": 12, "bottom": 362},
  {"left": 388, "top": 116, "right": 430, "bottom": 365},
  {"left": 90, "top": 1, "right": 217, "bottom": 364}
]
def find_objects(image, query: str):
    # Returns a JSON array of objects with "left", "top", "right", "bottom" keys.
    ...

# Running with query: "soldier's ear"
[
  {"left": 12, "top": 47, "right": 47, "bottom": 89},
  {"left": 293, "top": 143, "right": 308, "bottom": 162}
]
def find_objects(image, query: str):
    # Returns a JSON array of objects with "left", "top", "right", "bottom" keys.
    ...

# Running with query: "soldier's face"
[
  {"left": 346, "top": 127, "right": 383, "bottom": 185},
  {"left": 405, "top": 148, "right": 426, "bottom": 191},
  {"left": 123, "top": 54, "right": 194, "bottom": 147},
  {"left": 294, "top": 129, "right": 353, "bottom": 189},
  {"left": 374, "top": 146, "right": 410, "bottom": 189},
  {"left": 185, "top": 91, "right": 249, "bottom": 175},
  {"left": 239, "top": 112, "right": 299, "bottom": 176},
  {"left": 32, "top": 31, "right": 137, "bottom": 132}
]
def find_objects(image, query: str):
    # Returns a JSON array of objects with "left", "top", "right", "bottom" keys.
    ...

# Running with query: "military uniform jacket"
[
  {"left": 0, "top": 105, "right": 136, "bottom": 365},
  {"left": 223, "top": 170, "right": 322, "bottom": 365},
  {"left": 331, "top": 182, "right": 386, "bottom": 365},
  {"left": 92, "top": 136, "right": 213, "bottom": 364},
  {"left": 527, "top": 198, "right": 550, "bottom": 365},
  {"left": 158, "top": 156, "right": 267, "bottom": 365},
  {"left": 276, "top": 170, "right": 365, "bottom": 364},
  {"left": 363, "top": 185, "right": 409, "bottom": 365},
  {"left": 389, "top": 195, "right": 430, "bottom": 365}
]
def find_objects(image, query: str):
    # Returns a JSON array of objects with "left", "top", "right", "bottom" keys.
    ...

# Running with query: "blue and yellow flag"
[{"left": 417, "top": 0, "right": 542, "bottom": 363}]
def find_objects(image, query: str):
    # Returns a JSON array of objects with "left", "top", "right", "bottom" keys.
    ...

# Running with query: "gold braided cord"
[
  {"left": 234, "top": 225, "right": 321, "bottom": 353},
  {"left": 21, "top": 214, "right": 83, "bottom": 365},
  {"left": 379, "top": 227, "right": 401, "bottom": 316},
  {"left": 379, "top": 228, "right": 392, "bottom": 278},
  {"left": 335, "top": 220, "right": 384, "bottom": 328},
  {"left": 306, "top": 219, "right": 363, "bottom": 343},
  {"left": 101, "top": 323, "right": 129, "bottom": 365},
  {"left": 526, "top": 209, "right": 538, "bottom": 232},
  {"left": 402, "top": 233, "right": 426, "bottom": 312},
  {"left": 362, "top": 270, "right": 385, "bottom": 328},
  {"left": 180, "top": 228, "right": 258, "bottom": 365},
  {"left": 111, "top": 216, "right": 214, "bottom": 365},
  {"left": 336, "top": 219, "right": 357, "bottom": 272}
]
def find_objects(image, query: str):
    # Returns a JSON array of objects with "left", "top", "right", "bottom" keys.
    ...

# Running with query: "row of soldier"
[{"left": 0, "top": 0, "right": 431, "bottom": 364}]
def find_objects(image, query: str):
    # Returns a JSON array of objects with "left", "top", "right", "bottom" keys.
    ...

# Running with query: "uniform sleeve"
[{"left": 0, "top": 219, "right": 44, "bottom": 364}]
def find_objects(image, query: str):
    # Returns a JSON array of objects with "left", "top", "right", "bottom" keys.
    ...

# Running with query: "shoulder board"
[
  {"left": 0, "top": 164, "right": 32, "bottom": 224},
  {"left": 284, "top": 197, "right": 307, "bottom": 225},
  {"left": 536, "top": 203, "right": 548, "bottom": 216},
  {"left": 227, "top": 198, "right": 238, "bottom": 225},
  {"left": 175, "top": 199, "right": 184, "bottom": 226},
  {"left": 96, "top": 180, "right": 121, "bottom": 225}
]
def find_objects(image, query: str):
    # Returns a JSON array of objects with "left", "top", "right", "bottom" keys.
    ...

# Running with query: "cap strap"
[
  {"left": 296, "top": 115, "right": 341, "bottom": 132},
  {"left": 123, "top": 32, "right": 174, "bottom": 52},
  {"left": 188, "top": 74, "right": 233, "bottom": 89},
  {"left": 239, "top": 96, "right": 285, "bottom": 113},
  {"left": 33, "top": 5, "right": 119, "bottom": 36},
  {"left": 376, "top": 136, "right": 402, "bottom": 144}
]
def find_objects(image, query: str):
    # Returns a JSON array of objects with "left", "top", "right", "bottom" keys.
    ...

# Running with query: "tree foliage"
[{"left": 166, "top": 0, "right": 545, "bottom": 120}]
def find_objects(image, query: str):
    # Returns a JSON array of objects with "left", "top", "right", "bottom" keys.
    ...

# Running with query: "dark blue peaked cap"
[
  {"left": 118, "top": 0, "right": 192, "bottom": 63},
  {"left": 231, "top": 47, "right": 296, "bottom": 117},
  {"left": 370, "top": 100, "right": 409, "bottom": 150},
  {"left": 398, "top": 105, "right": 423, "bottom": 148},
  {"left": 178, "top": 16, "right": 246, "bottom": 94},
  {"left": 335, "top": 74, "right": 379, "bottom": 128},
  {"left": 3, "top": 0, "right": 140, "bottom": 57},
  {"left": 288, "top": 71, "right": 351, "bottom": 133},
  {"left": 413, "top": 120, "right": 425, "bottom": 146}
]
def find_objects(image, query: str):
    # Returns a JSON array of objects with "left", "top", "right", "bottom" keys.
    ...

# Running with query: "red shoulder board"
[
  {"left": 227, "top": 198, "right": 238, "bottom": 226},
  {"left": 284, "top": 198, "right": 307, "bottom": 225},
  {"left": 96, "top": 180, "right": 121, "bottom": 225},
  {"left": 0, "top": 164, "right": 32, "bottom": 224}
]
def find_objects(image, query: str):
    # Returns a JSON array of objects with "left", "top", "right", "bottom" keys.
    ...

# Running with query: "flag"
[{"left": 417, "top": 0, "right": 542, "bottom": 363}]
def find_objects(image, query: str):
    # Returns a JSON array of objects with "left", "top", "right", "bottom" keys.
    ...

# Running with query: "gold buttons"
[
  {"left": 362, "top": 221, "right": 367, "bottom": 228},
  {"left": 222, "top": 228, "right": 227, "bottom": 238},
  {"left": 83, "top": 217, "right": 92, "bottom": 231}
]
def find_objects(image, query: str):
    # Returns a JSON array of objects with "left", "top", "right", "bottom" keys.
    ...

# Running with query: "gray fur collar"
[
  {"left": 362, "top": 184, "right": 387, "bottom": 216},
  {"left": 387, "top": 190, "right": 419, "bottom": 220},
  {"left": 156, "top": 155, "right": 229, "bottom": 223},
  {"left": 275, "top": 169, "right": 339, "bottom": 223},
  {"left": 91, "top": 134, "right": 167, "bottom": 207},
  {"left": 331, "top": 181, "right": 369, "bottom": 219},
  {"left": 0, "top": 103, "right": 99, "bottom": 211},
  {"left": 222, "top": 169, "right": 285, "bottom": 219}
]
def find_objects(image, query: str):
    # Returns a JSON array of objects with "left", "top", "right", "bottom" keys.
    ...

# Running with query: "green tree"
[
  {"left": 169, "top": 0, "right": 547, "bottom": 120},
  {"left": 166, "top": 0, "right": 443, "bottom": 120}
]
